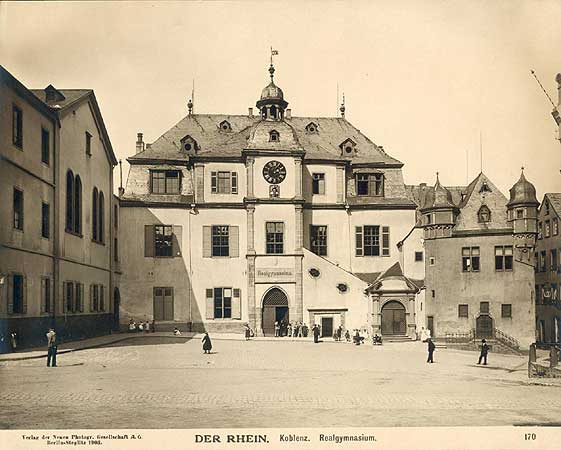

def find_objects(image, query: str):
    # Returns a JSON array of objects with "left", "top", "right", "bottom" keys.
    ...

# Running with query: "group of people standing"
[
  {"left": 274, "top": 321, "right": 309, "bottom": 338},
  {"left": 128, "top": 319, "right": 154, "bottom": 333}
]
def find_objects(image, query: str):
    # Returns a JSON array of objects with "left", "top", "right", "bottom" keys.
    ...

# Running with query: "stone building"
[
  {"left": 535, "top": 193, "right": 561, "bottom": 343},
  {"left": 119, "top": 63, "right": 425, "bottom": 337},
  {"left": 405, "top": 171, "right": 538, "bottom": 348},
  {"left": 0, "top": 65, "right": 120, "bottom": 350}
]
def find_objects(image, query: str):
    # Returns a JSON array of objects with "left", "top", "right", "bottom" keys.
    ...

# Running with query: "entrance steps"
[{"left": 383, "top": 335, "right": 414, "bottom": 343}]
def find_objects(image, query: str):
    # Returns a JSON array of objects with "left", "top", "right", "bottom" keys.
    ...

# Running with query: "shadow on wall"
[{"left": 119, "top": 207, "right": 204, "bottom": 334}]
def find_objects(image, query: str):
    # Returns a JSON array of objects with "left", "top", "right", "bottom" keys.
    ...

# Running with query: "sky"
[{"left": 1, "top": 0, "right": 560, "bottom": 197}]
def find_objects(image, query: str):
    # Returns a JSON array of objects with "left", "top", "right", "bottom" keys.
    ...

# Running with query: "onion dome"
[
  {"left": 421, "top": 173, "right": 455, "bottom": 210},
  {"left": 256, "top": 63, "right": 288, "bottom": 119},
  {"left": 507, "top": 168, "right": 539, "bottom": 207}
]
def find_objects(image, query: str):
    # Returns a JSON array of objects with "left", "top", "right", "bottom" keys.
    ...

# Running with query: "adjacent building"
[
  {"left": 0, "top": 66, "right": 120, "bottom": 349},
  {"left": 535, "top": 193, "right": 561, "bottom": 343}
]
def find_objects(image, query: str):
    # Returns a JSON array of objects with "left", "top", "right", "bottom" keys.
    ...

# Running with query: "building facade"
[
  {"left": 0, "top": 66, "right": 120, "bottom": 350},
  {"left": 405, "top": 171, "right": 538, "bottom": 348},
  {"left": 535, "top": 193, "right": 561, "bottom": 343},
  {"left": 119, "top": 64, "right": 425, "bottom": 337}
]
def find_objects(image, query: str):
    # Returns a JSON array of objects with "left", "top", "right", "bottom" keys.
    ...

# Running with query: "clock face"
[{"left": 262, "top": 160, "right": 287, "bottom": 184}]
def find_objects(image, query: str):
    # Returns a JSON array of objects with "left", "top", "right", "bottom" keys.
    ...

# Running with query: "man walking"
[
  {"left": 46, "top": 328, "right": 57, "bottom": 367},
  {"left": 427, "top": 338, "right": 435, "bottom": 363},
  {"left": 477, "top": 339, "right": 489, "bottom": 365},
  {"left": 313, "top": 324, "right": 320, "bottom": 343}
]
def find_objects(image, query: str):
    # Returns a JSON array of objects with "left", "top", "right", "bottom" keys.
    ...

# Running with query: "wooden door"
[
  {"left": 476, "top": 315, "right": 493, "bottom": 339},
  {"left": 381, "top": 301, "right": 406, "bottom": 335},
  {"left": 262, "top": 306, "right": 276, "bottom": 336},
  {"left": 321, "top": 317, "right": 333, "bottom": 338},
  {"left": 163, "top": 288, "right": 174, "bottom": 321},
  {"left": 427, "top": 316, "right": 434, "bottom": 337},
  {"left": 153, "top": 288, "right": 165, "bottom": 321}
]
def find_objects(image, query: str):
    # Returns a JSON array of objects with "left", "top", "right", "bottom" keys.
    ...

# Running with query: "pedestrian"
[
  {"left": 274, "top": 321, "right": 280, "bottom": 337},
  {"left": 46, "top": 328, "right": 57, "bottom": 367},
  {"left": 420, "top": 326, "right": 428, "bottom": 342},
  {"left": 173, "top": 327, "right": 181, "bottom": 336},
  {"left": 287, "top": 322, "right": 292, "bottom": 338},
  {"left": 477, "top": 339, "right": 489, "bottom": 365},
  {"left": 427, "top": 338, "right": 435, "bottom": 363},
  {"left": 151, "top": 319, "right": 156, "bottom": 333},
  {"left": 297, "top": 322, "right": 303, "bottom": 338},
  {"left": 128, "top": 319, "right": 136, "bottom": 333},
  {"left": 202, "top": 332, "right": 212, "bottom": 354},
  {"left": 294, "top": 323, "right": 299, "bottom": 337},
  {"left": 138, "top": 321, "right": 144, "bottom": 332},
  {"left": 345, "top": 329, "right": 350, "bottom": 342},
  {"left": 302, "top": 323, "right": 309, "bottom": 338},
  {"left": 244, "top": 323, "right": 252, "bottom": 341},
  {"left": 336, "top": 325, "right": 342, "bottom": 342},
  {"left": 144, "top": 321, "right": 150, "bottom": 333},
  {"left": 313, "top": 324, "right": 320, "bottom": 343},
  {"left": 10, "top": 332, "right": 17, "bottom": 352}
]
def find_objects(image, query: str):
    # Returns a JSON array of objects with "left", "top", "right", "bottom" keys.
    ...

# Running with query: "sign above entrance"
[{"left": 256, "top": 268, "right": 295, "bottom": 283}]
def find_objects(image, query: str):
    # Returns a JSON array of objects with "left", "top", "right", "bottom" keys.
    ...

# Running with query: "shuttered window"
[
  {"left": 204, "top": 225, "right": 238, "bottom": 258},
  {"left": 41, "top": 202, "right": 50, "bottom": 238},
  {"left": 355, "top": 225, "right": 382, "bottom": 256},
  {"left": 211, "top": 171, "right": 238, "bottom": 194},
  {"left": 206, "top": 287, "right": 241, "bottom": 320},
  {"left": 9, "top": 274, "right": 26, "bottom": 314},
  {"left": 310, "top": 225, "right": 328, "bottom": 256},
  {"left": 212, "top": 226, "right": 230, "bottom": 257},
  {"left": 65, "top": 281, "right": 75, "bottom": 313},
  {"left": 13, "top": 188, "right": 23, "bottom": 230},
  {"left": 150, "top": 170, "right": 181, "bottom": 194},
  {"left": 145, "top": 225, "right": 182, "bottom": 258},
  {"left": 155, "top": 225, "right": 173, "bottom": 257},
  {"left": 41, "top": 277, "right": 53, "bottom": 314}
]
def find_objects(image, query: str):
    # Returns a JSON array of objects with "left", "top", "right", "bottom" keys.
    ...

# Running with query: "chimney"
[
  {"left": 136, "top": 133, "right": 145, "bottom": 154},
  {"left": 248, "top": 107, "right": 253, "bottom": 118},
  {"left": 286, "top": 109, "right": 291, "bottom": 119}
]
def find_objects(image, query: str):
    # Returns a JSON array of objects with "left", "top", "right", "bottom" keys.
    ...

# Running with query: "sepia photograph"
[{"left": 1, "top": 1, "right": 561, "bottom": 449}]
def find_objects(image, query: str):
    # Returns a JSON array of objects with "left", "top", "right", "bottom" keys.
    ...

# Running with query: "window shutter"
[
  {"left": 232, "top": 288, "right": 241, "bottom": 319},
  {"left": 382, "top": 226, "right": 390, "bottom": 256},
  {"left": 79, "top": 283, "right": 84, "bottom": 312},
  {"left": 355, "top": 226, "right": 363, "bottom": 257},
  {"left": 144, "top": 225, "right": 155, "bottom": 257},
  {"left": 172, "top": 225, "right": 182, "bottom": 257},
  {"left": 229, "top": 226, "right": 239, "bottom": 258},
  {"left": 41, "top": 278, "right": 47, "bottom": 313},
  {"left": 206, "top": 288, "right": 215, "bottom": 319},
  {"left": 90, "top": 284, "right": 94, "bottom": 312},
  {"left": 7, "top": 275, "right": 13, "bottom": 315},
  {"left": 211, "top": 172, "right": 218, "bottom": 193},
  {"left": 49, "top": 279, "right": 54, "bottom": 314},
  {"left": 22, "top": 275, "right": 27, "bottom": 314},
  {"left": 203, "top": 226, "right": 212, "bottom": 258},
  {"left": 231, "top": 172, "right": 238, "bottom": 194}
]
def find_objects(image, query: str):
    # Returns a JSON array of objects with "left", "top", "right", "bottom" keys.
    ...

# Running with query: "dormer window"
[
  {"left": 478, "top": 205, "right": 491, "bottom": 223},
  {"left": 545, "top": 200, "right": 550, "bottom": 215},
  {"left": 339, "top": 138, "right": 357, "bottom": 156},
  {"left": 269, "top": 130, "right": 280, "bottom": 142},
  {"left": 356, "top": 173, "right": 384, "bottom": 196},
  {"left": 180, "top": 135, "right": 198, "bottom": 153},
  {"left": 219, "top": 120, "right": 231, "bottom": 132},
  {"left": 479, "top": 182, "right": 492, "bottom": 193},
  {"left": 305, "top": 122, "right": 319, "bottom": 134}
]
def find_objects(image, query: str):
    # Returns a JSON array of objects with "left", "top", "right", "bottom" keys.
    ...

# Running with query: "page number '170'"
[{"left": 524, "top": 433, "right": 536, "bottom": 441}]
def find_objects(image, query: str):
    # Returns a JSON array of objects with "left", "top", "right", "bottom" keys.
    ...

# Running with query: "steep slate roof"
[
  {"left": 544, "top": 193, "right": 561, "bottom": 217},
  {"left": 30, "top": 89, "right": 92, "bottom": 111},
  {"left": 130, "top": 114, "right": 403, "bottom": 165}
]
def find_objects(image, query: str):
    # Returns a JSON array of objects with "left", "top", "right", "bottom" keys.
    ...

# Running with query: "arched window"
[
  {"left": 478, "top": 205, "right": 491, "bottom": 223},
  {"left": 99, "top": 191, "right": 105, "bottom": 244},
  {"left": 270, "top": 105, "right": 277, "bottom": 119},
  {"left": 66, "top": 170, "right": 74, "bottom": 231},
  {"left": 269, "top": 130, "right": 280, "bottom": 142},
  {"left": 92, "top": 188, "right": 98, "bottom": 241},
  {"left": 74, "top": 175, "right": 82, "bottom": 234}
]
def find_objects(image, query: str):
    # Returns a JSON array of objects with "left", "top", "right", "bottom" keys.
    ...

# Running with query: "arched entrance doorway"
[
  {"left": 476, "top": 314, "right": 493, "bottom": 339},
  {"left": 113, "top": 288, "right": 120, "bottom": 331},
  {"left": 262, "top": 288, "right": 288, "bottom": 337},
  {"left": 381, "top": 301, "right": 406, "bottom": 335}
]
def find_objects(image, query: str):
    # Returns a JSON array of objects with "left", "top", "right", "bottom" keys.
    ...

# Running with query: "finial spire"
[
  {"left": 187, "top": 98, "right": 193, "bottom": 115},
  {"left": 436, "top": 171, "right": 440, "bottom": 183},
  {"left": 269, "top": 47, "right": 279, "bottom": 81},
  {"left": 339, "top": 93, "right": 346, "bottom": 118}
]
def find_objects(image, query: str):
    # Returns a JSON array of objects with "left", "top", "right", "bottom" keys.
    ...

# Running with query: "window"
[
  {"left": 458, "top": 304, "right": 468, "bottom": 318},
  {"left": 516, "top": 209, "right": 524, "bottom": 219},
  {"left": 545, "top": 220, "right": 551, "bottom": 238},
  {"left": 415, "top": 251, "right": 424, "bottom": 262},
  {"left": 462, "top": 247, "right": 480, "bottom": 272},
  {"left": 429, "top": 257, "right": 435, "bottom": 266},
  {"left": 551, "top": 249, "right": 558, "bottom": 272},
  {"left": 66, "top": 170, "right": 74, "bottom": 231},
  {"left": 41, "top": 128, "right": 50, "bottom": 165},
  {"left": 214, "top": 287, "right": 232, "bottom": 319},
  {"left": 151, "top": 170, "right": 181, "bottom": 194},
  {"left": 74, "top": 176, "right": 82, "bottom": 234},
  {"left": 269, "top": 130, "right": 279, "bottom": 142},
  {"left": 41, "top": 202, "right": 50, "bottom": 238},
  {"left": 534, "top": 252, "right": 539, "bottom": 272},
  {"left": 308, "top": 268, "right": 321, "bottom": 278},
  {"left": 431, "top": 290, "right": 435, "bottom": 298},
  {"left": 41, "top": 277, "right": 52, "bottom": 314},
  {"left": 98, "top": 191, "right": 105, "bottom": 243},
  {"left": 211, "top": 171, "right": 238, "bottom": 194},
  {"left": 155, "top": 225, "right": 173, "bottom": 257},
  {"left": 114, "top": 237, "right": 119, "bottom": 262},
  {"left": 305, "top": 122, "right": 318, "bottom": 133},
  {"left": 12, "top": 105, "right": 23, "bottom": 148},
  {"left": 545, "top": 200, "right": 550, "bottom": 215},
  {"left": 495, "top": 246, "right": 513, "bottom": 271},
  {"left": 114, "top": 205, "right": 119, "bottom": 229},
  {"left": 10, "top": 274, "right": 25, "bottom": 314},
  {"left": 92, "top": 188, "right": 98, "bottom": 241},
  {"left": 13, "top": 188, "right": 23, "bottom": 230},
  {"left": 479, "top": 182, "right": 492, "bottom": 193},
  {"left": 66, "top": 172, "right": 82, "bottom": 234},
  {"left": 356, "top": 173, "right": 384, "bottom": 196},
  {"left": 310, "top": 225, "right": 328, "bottom": 256},
  {"left": 65, "top": 281, "right": 74, "bottom": 313},
  {"left": 89, "top": 284, "right": 104, "bottom": 312},
  {"left": 480, "top": 302, "right": 490, "bottom": 314},
  {"left": 85, "top": 131, "right": 92, "bottom": 156},
  {"left": 355, "top": 225, "right": 389, "bottom": 257},
  {"left": 219, "top": 120, "right": 231, "bottom": 131},
  {"left": 478, "top": 205, "right": 491, "bottom": 223},
  {"left": 266, "top": 222, "right": 284, "bottom": 254},
  {"left": 536, "top": 284, "right": 541, "bottom": 303},
  {"left": 501, "top": 304, "right": 512, "bottom": 318},
  {"left": 337, "top": 283, "right": 348, "bottom": 293},
  {"left": 312, "top": 173, "right": 325, "bottom": 195},
  {"left": 212, "top": 225, "right": 230, "bottom": 257},
  {"left": 554, "top": 218, "right": 559, "bottom": 236},
  {"left": 538, "top": 221, "right": 543, "bottom": 239},
  {"left": 76, "top": 283, "right": 84, "bottom": 312},
  {"left": 426, "top": 214, "right": 432, "bottom": 225},
  {"left": 541, "top": 251, "right": 547, "bottom": 272}
]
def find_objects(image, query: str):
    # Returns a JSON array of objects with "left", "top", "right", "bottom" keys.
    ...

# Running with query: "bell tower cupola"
[{"left": 256, "top": 57, "right": 288, "bottom": 121}]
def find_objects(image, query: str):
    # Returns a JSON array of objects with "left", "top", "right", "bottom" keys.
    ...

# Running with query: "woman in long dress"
[{"left": 202, "top": 332, "right": 212, "bottom": 354}]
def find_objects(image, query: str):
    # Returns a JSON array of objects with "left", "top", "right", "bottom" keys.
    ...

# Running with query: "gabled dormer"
[
  {"left": 218, "top": 120, "right": 232, "bottom": 132},
  {"left": 305, "top": 121, "right": 319, "bottom": 134},
  {"left": 44, "top": 84, "right": 66, "bottom": 105},
  {"left": 180, "top": 134, "right": 199, "bottom": 154},
  {"left": 269, "top": 129, "right": 280, "bottom": 142},
  {"left": 339, "top": 138, "right": 357, "bottom": 157}
]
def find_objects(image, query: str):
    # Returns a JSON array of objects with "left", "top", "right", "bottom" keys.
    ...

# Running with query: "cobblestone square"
[{"left": 1, "top": 336, "right": 560, "bottom": 429}]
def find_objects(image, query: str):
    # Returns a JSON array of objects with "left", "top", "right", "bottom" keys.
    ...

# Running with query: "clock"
[{"left": 262, "top": 160, "right": 287, "bottom": 184}]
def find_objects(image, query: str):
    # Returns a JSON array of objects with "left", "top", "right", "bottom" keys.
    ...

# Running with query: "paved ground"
[{"left": 1, "top": 336, "right": 560, "bottom": 429}]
